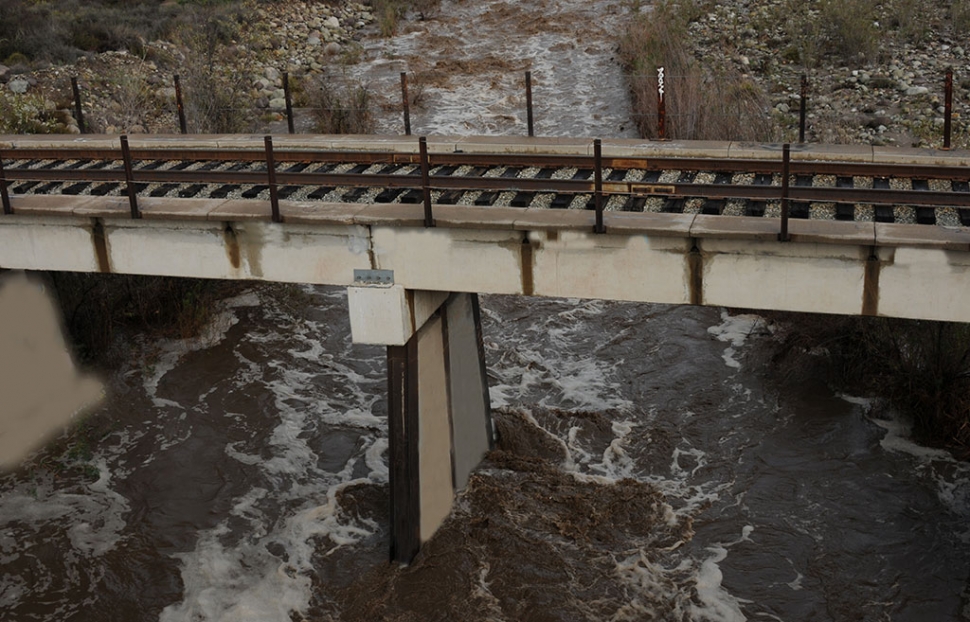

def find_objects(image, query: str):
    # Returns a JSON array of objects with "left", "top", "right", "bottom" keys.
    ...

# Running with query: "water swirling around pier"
[{"left": 2, "top": 0, "right": 970, "bottom": 619}]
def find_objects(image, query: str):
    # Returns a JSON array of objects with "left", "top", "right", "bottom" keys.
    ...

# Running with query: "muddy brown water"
[
  {"left": 4, "top": 0, "right": 970, "bottom": 617},
  {"left": 1, "top": 288, "right": 968, "bottom": 621}
]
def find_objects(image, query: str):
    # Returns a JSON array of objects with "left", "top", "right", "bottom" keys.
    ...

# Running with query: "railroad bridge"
[{"left": 3, "top": 133, "right": 970, "bottom": 562}]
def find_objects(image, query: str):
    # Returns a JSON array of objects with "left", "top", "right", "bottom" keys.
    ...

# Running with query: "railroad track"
[{"left": 3, "top": 139, "right": 970, "bottom": 227}]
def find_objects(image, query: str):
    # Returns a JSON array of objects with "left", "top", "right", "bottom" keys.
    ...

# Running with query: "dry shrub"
[
  {"left": 309, "top": 75, "right": 374, "bottom": 134},
  {"left": 175, "top": 2, "right": 258, "bottom": 134},
  {"left": 953, "top": 0, "right": 970, "bottom": 31},
  {"left": 367, "top": 0, "right": 441, "bottom": 36},
  {"left": 47, "top": 273, "right": 236, "bottom": 365},
  {"left": 0, "top": 0, "right": 182, "bottom": 64},
  {"left": 771, "top": 0, "right": 879, "bottom": 66},
  {"left": 619, "top": 1, "right": 774, "bottom": 141}
]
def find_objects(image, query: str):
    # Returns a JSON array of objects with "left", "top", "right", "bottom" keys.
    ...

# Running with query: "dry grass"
[
  {"left": 309, "top": 74, "right": 374, "bottom": 134},
  {"left": 619, "top": 1, "right": 774, "bottom": 141},
  {"left": 175, "top": 3, "right": 258, "bottom": 134}
]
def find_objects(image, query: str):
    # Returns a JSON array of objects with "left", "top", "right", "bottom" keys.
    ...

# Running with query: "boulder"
[
  {"left": 269, "top": 97, "right": 287, "bottom": 110},
  {"left": 8, "top": 77, "right": 28, "bottom": 94}
]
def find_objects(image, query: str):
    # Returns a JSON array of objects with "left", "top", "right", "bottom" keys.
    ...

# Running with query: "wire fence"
[{"left": 62, "top": 66, "right": 964, "bottom": 148}]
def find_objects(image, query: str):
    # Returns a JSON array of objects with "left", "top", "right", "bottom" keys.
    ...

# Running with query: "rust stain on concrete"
[
  {"left": 688, "top": 239, "right": 703, "bottom": 306},
  {"left": 520, "top": 233, "right": 535, "bottom": 296},
  {"left": 91, "top": 218, "right": 111, "bottom": 273},
  {"left": 862, "top": 248, "right": 881, "bottom": 316},
  {"left": 223, "top": 223, "right": 241, "bottom": 270}
]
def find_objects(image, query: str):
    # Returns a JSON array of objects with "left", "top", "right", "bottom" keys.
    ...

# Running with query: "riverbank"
[{"left": 620, "top": 0, "right": 970, "bottom": 148}]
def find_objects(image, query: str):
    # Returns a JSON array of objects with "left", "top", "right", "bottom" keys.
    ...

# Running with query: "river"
[{"left": 2, "top": 0, "right": 970, "bottom": 620}]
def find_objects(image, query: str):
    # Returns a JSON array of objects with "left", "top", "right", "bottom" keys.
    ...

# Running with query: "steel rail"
[
  {"left": 3, "top": 146, "right": 970, "bottom": 211},
  {"left": 5, "top": 167, "right": 970, "bottom": 209},
  {"left": 3, "top": 146, "right": 970, "bottom": 181}
]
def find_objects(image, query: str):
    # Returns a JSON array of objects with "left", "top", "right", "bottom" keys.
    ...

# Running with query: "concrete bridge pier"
[{"left": 348, "top": 284, "right": 493, "bottom": 563}]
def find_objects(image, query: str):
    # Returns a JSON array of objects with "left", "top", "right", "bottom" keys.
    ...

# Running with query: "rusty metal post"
[
  {"left": 0, "top": 151, "right": 11, "bottom": 215},
  {"left": 71, "top": 77, "right": 86, "bottom": 134},
  {"left": 401, "top": 72, "right": 412, "bottom": 136},
  {"left": 120, "top": 135, "right": 140, "bottom": 219},
  {"left": 526, "top": 71, "right": 534, "bottom": 137},
  {"left": 657, "top": 66, "right": 666, "bottom": 140},
  {"left": 174, "top": 74, "right": 187, "bottom": 134},
  {"left": 283, "top": 72, "right": 295, "bottom": 134},
  {"left": 264, "top": 135, "right": 281, "bottom": 223},
  {"left": 420, "top": 136, "right": 435, "bottom": 227},
  {"left": 779, "top": 143, "right": 791, "bottom": 242},
  {"left": 594, "top": 139, "right": 605, "bottom": 234},
  {"left": 944, "top": 68, "right": 953, "bottom": 150},
  {"left": 799, "top": 74, "right": 807, "bottom": 144}
]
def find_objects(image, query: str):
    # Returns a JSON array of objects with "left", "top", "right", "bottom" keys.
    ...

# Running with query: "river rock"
[
  {"left": 906, "top": 86, "right": 929, "bottom": 96},
  {"left": 325, "top": 16, "right": 340, "bottom": 29},
  {"left": 324, "top": 42, "right": 341, "bottom": 56},
  {"left": 8, "top": 77, "right": 28, "bottom": 94},
  {"left": 0, "top": 65, "right": 10, "bottom": 84},
  {"left": 269, "top": 97, "right": 287, "bottom": 110},
  {"left": 156, "top": 86, "right": 176, "bottom": 102},
  {"left": 264, "top": 66, "right": 280, "bottom": 82}
]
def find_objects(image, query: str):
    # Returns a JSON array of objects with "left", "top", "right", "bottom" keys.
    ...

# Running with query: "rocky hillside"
[{"left": 0, "top": 1, "right": 375, "bottom": 135}]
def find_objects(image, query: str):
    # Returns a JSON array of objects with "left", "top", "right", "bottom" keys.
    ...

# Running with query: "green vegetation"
[{"left": 0, "top": 92, "right": 63, "bottom": 134}]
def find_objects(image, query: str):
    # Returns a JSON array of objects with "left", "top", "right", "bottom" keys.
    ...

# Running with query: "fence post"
[
  {"left": 0, "top": 151, "right": 11, "bottom": 215},
  {"left": 71, "top": 77, "right": 86, "bottom": 134},
  {"left": 594, "top": 139, "right": 605, "bottom": 234},
  {"left": 779, "top": 143, "right": 791, "bottom": 242},
  {"left": 401, "top": 72, "right": 412, "bottom": 136},
  {"left": 944, "top": 68, "right": 953, "bottom": 150},
  {"left": 264, "top": 135, "right": 281, "bottom": 223},
  {"left": 174, "top": 74, "right": 188, "bottom": 134},
  {"left": 419, "top": 137, "right": 435, "bottom": 227},
  {"left": 799, "top": 74, "right": 808, "bottom": 144},
  {"left": 283, "top": 72, "right": 295, "bottom": 134},
  {"left": 120, "top": 135, "right": 140, "bottom": 219},
  {"left": 657, "top": 66, "right": 666, "bottom": 140},
  {"left": 526, "top": 71, "right": 535, "bottom": 137}
]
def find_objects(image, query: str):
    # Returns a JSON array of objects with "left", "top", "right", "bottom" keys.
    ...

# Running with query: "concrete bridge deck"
[{"left": 5, "top": 134, "right": 970, "bottom": 561}]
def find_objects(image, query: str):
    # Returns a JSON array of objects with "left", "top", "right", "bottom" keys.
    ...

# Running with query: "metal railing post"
[
  {"left": 779, "top": 143, "right": 791, "bottom": 242},
  {"left": 526, "top": 71, "right": 535, "bottom": 137},
  {"left": 71, "top": 77, "right": 86, "bottom": 134},
  {"left": 944, "top": 68, "right": 953, "bottom": 150},
  {"left": 657, "top": 66, "right": 666, "bottom": 140},
  {"left": 799, "top": 74, "right": 808, "bottom": 144},
  {"left": 419, "top": 136, "right": 435, "bottom": 227},
  {"left": 174, "top": 74, "right": 187, "bottom": 134},
  {"left": 264, "top": 135, "right": 281, "bottom": 223},
  {"left": 283, "top": 72, "right": 295, "bottom": 134},
  {"left": 401, "top": 72, "right": 412, "bottom": 136},
  {"left": 594, "top": 139, "right": 605, "bottom": 234},
  {"left": 120, "top": 135, "right": 140, "bottom": 219},
  {"left": 0, "top": 151, "right": 11, "bottom": 215}
]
